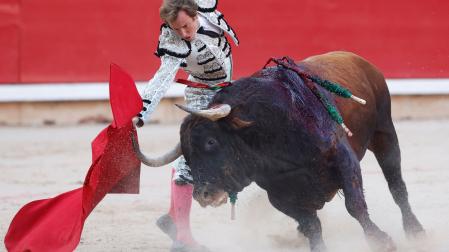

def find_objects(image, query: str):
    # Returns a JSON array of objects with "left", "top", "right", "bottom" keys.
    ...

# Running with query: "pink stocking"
[{"left": 168, "top": 168, "right": 196, "bottom": 245}]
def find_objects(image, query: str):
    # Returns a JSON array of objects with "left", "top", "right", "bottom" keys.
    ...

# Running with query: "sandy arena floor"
[{"left": 1, "top": 120, "right": 449, "bottom": 252}]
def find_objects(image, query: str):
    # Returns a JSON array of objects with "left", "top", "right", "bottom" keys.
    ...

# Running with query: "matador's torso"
[{"left": 139, "top": 0, "right": 239, "bottom": 122}]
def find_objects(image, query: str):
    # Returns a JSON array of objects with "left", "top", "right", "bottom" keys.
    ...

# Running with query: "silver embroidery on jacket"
[{"left": 140, "top": 55, "right": 182, "bottom": 121}]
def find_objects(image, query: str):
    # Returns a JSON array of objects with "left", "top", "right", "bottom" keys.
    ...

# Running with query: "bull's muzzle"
[{"left": 193, "top": 183, "right": 228, "bottom": 208}]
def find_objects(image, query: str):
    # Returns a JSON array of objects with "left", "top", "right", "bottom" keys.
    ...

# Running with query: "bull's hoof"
[
  {"left": 366, "top": 231, "right": 397, "bottom": 252},
  {"left": 405, "top": 226, "right": 426, "bottom": 240},
  {"left": 403, "top": 215, "right": 426, "bottom": 240},
  {"left": 156, "top": 214, "right": 177, "bottom": 241},
  {"left": 170, "top": 241, "right": 211, "bottom": 252},
  {"left": 310, "top": 242, "right": 327, "bottom": 252}
]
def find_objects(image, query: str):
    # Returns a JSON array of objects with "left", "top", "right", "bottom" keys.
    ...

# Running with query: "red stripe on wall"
[
  {"left": 225, "top": 0, "right": 449, "bottom": 79},
  {"left": 19, "top": 0, "right": 159, "bottom": 83},
  {"left": 0, "top": 0, "right": 20, "bottom": 82},
  {"left": 0, "top": 0, "right": 448, "bottom": 84}
]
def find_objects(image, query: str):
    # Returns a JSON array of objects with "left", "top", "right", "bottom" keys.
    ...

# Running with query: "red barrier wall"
[{"left": 0, "top": 0, "right": 448, "bottom": 83}]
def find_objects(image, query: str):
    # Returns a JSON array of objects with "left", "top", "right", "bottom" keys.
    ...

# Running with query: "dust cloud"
[{"left": 1, "top": 120, "right": 448, "bottom": 251}]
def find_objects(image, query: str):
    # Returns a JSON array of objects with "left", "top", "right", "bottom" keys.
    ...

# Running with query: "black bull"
[{"left": 133, "top": 51, "right": 424, "bottom": 251}]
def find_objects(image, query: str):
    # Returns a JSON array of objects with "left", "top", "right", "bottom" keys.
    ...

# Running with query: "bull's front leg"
[
  {"left": 295, "top": 209, "right": 327, "bottom": 252},
  {"left": 335, "top": 143, "right": 396, "bottom": 252},
  {"left": 266, "top": 192, "right": 326, "bottom": 252}
]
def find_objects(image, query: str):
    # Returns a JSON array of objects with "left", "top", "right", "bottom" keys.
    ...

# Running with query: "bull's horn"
[
  {"left": 130, "top": 133, "right": 181, "bottom": 167},
  {"left": 175, "top": 104, "right": 231, "bottom": 121}
]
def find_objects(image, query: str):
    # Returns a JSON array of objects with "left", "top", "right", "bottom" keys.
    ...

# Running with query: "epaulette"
[{"left": 155, "top": 24, "right": 192, "bottom": 58}]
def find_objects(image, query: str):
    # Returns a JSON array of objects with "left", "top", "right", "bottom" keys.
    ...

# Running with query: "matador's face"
[{"left": 168, "top": 10, "right": 199, "bottom": 41}]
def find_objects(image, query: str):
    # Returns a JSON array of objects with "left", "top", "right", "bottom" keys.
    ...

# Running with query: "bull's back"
[{"left": 300, "top": 51, "right": 392, "bottom": 159}]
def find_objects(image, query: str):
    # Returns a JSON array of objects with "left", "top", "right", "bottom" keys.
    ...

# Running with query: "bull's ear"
[
  {"left": 229, "top": 116, "right": 254, "bottom": 129},
  {"left": 224, "top": 106, "right": 254, "bottom": 129}
]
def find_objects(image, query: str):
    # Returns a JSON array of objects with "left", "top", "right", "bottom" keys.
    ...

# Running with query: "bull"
[{"left": 133, "top": 51, "right": 424, "bottom": 251}]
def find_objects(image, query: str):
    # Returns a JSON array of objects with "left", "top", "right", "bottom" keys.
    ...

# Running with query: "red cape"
[{"left": 4, "top": 64, "right": 143, "bottom": 252}]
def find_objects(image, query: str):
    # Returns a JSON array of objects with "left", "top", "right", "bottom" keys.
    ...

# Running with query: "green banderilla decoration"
[
  {"left": 229, "top": 192, "right": 238, "bottom": 220},
  {"left": 263, "top": 56, "right": 365, "bottom": 136}
]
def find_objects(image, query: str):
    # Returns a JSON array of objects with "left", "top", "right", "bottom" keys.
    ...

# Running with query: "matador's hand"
[{"left": 132, "top": 116, "right": 144, "bottom": 128}]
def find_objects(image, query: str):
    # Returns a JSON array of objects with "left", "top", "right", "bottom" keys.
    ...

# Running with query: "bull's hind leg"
[
  {"left": 369, "top": 125, "right": 425, "bottom": 238},
  {"left": 335, "top": 143, "right": 396, "bottom": 251}
]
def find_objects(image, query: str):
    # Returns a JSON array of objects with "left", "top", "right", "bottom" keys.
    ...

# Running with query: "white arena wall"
[{"left": 1, "top": 79, "right": 449, "bottom": 126}]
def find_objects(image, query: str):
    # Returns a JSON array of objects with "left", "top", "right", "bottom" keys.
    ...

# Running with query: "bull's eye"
[{"left": 204, "top": 137, "right": 218, "bottom": 151}]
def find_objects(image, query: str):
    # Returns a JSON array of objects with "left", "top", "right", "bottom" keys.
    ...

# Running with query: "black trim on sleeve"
[
  {"left": 204, "top": 66, "right": 223, "bottom": 74},
  {"left": 197, "top": 27, "right": 221, "bottom": 38},
  {"left": 222, "top": 40, "right": 228, "bottom": 52},
  {"left": 156, "top": 40, "right": 192, "bottom": 58},
  {"left": 192, "top": 74, "right": 227, "bottom": 82},
  {"left": 198, "top": 45, "right": 207, "bottom": 52},
  {"left": 217, "top": 13, "right": 224, "bottom": 26},
  {"left": 198, "top": 56, "right": 216, "bottom": 65}
]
